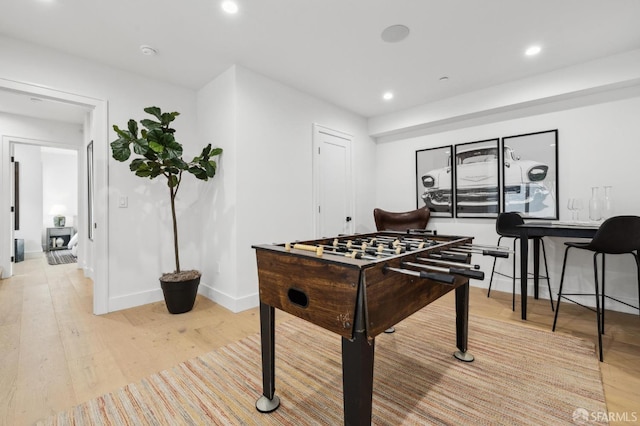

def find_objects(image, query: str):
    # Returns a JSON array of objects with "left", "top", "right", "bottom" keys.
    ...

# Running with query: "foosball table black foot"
[
  {"left": 256, "top": 395, "right": 280, "bottom": 413},
  {"left": 454, "top": 350, "right": 474, "bottom": 362}
]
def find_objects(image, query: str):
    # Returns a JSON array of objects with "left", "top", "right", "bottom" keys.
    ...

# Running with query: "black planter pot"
[{"left": 160, "top": 275, "right": 200, "bottom": 314}]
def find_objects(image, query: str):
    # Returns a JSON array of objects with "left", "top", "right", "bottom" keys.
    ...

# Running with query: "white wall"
[
  {"left": 197, "top": 65, "right": 376, "bottom": 312},
  {"left": 42, "top": 147, "right": 78, "bottom": 231},
  {"left": 0, "top": 36, "right": 198, "bottom": 311},
  {"left": 375, "top": 94, "right": 640, "bottom": 313},
  {"left": 195, "top": 66, "right": 238, "bottom": 309}
]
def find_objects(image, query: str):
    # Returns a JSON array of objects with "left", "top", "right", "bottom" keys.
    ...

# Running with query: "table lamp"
[{"left": 50, "top": 204, "right": 67, "bottom": 227}]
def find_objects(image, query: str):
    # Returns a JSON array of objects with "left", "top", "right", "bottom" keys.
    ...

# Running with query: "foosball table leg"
[
  {"left": 342, "top": 332, "right": 375, "bottom": 426},
  {"left": 454, "top": 283, "right": 474, "bottom": 362},
  {"left": 256, "top": 302, "right": 281, "bottom": 413}
]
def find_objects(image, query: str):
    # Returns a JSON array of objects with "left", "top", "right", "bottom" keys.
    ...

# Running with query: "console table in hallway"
[{"left": 45, "top": 227, "right": 75, "bottom": 252}]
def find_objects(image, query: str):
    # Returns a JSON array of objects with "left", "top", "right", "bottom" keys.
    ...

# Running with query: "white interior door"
[{"left": 313, "top": 124, "right": 353, "bottom": 238}]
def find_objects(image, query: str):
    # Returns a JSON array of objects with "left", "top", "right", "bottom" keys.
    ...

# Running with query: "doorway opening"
[
  {"left": 13, "top": 143, "right": 78, "bottom": 263},
  {"left": 0, "top": 78, "right": 109, "bottom": 314}
]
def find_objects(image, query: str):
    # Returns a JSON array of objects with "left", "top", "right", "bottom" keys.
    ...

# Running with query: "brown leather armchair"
[{"left": 373, "top": 207, "right": 431, "bottom": 231}]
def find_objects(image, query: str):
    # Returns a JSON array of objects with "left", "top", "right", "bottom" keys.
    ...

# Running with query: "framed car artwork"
[
  {"left": 454, "top": 138, "right": 501, "bottom": 218},
  {"left": 501, "top": 129, "right": 558, "bottom": 219},
  {"left": 415, "top": 145, "right": 454, "bottom": 217}
]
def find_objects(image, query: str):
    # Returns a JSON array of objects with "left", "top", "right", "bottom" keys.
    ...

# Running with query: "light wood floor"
[{"left": 1, "top": 256, "right": 639, "bottom": 425}]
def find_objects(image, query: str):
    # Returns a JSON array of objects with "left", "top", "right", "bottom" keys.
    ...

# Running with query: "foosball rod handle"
[
  {"left": 291, "top": 243, "right": 323, "bottom": 257},
  {"left": 482, "top": 249, "right": 509, "bottom": 258},
  {"left": 383, "top": 265, "right": 455, "bottom": 285},
  {"left": 419, "top": 270, "right": 455, "bottom": 284},
  {"left": 449, "top": 267, "right": 485, "bottom": 281},
  {"left": 419, "top": 256, "right": 480, "bottom": 269},
  {"left": 402, "top": 261, "right": 485, "bottom": 281},
  {"left": 436, "top": 252, "right": 469, "bottom": 262}
]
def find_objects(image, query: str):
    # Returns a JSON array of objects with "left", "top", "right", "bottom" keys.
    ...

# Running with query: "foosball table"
[{"left": 252, "top": 230, "right": 503, "bottom": 425}]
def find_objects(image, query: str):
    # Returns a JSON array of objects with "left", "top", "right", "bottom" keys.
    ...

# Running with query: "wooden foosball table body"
[{"left": 253, "top": 231, "right": 485, "bottom": 425}]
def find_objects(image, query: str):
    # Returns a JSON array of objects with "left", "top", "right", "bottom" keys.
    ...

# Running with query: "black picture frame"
[
  {"left": 501, "top": 129, "right": 558, "bottom": 219},
  {"left": 454, "top": 138, "right": 500, "bottom": 218},
  {"left": 87, "top": 141, "right": 94, "bottom": 241},
  {"left": 415, "top": 145, "right": 454, "bottom": 217}
]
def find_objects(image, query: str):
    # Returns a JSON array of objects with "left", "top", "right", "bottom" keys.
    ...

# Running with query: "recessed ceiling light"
[
  {"left": 525, "top": 45, "right": 542, "bottom": 56},
  {"left": 381, "top": 25, "right": 410, "bottom": 43},
  {"left": 140, "top": 45, "right": 158, "bottom": 56},
  {"left": 222, "top": 1, "right": 239, "bottom": 14},
  {"left": 382, "top": 92, "right": 394, "bottom": 101}
]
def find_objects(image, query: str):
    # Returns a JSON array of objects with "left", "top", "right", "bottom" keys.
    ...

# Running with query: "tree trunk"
[{"left": 170, "top": 185, "right": 180, "bottom": 273}]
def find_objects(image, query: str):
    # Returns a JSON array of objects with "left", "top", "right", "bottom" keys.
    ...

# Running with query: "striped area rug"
[
  {"left": 46, "top": 249, "right": 77, "bottom": 265},
  {"left": 38, "top": 305, "right": 608, "bottom": 425}
]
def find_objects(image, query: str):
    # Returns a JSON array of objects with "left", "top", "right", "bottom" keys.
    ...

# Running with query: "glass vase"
[
  {"left": 589, "top": 187, "right": 601, "bottom": 221},
  {"left": 602, "top": 186, "right": 613, "bottom": 220}
]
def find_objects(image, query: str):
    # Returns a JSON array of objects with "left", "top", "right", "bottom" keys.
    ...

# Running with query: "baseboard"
[
  {"left": 25, "top": 251, "right": 42, "bottom": 259},
  {"left": 198, "top": 282, "right": 259, "bottom": 313},
  {"left": 108, "top": 288, "right": 164, "bottom": 312}
]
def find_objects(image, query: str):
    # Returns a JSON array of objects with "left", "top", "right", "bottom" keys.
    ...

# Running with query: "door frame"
[
  {"left": 312, "top": 123, "right": 355, "bottom": 238},
  {"left": 0, "top": 77, "right": 109, "bottom": 315}
]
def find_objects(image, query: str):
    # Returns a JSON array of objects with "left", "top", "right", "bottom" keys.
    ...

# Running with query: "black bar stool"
[
  {"left": 487, "top": 212, "right": 554, "bottom": 311},
  {"left": 552, "top": 215, "right": 640, "bottom": 361}
]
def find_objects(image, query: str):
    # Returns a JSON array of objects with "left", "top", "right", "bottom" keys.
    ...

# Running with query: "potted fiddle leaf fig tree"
[{"left": 111, "top": 106, "right": 223, "bottom": 314}]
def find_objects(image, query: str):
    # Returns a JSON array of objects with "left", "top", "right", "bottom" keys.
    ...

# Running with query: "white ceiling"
[{"left": 1, "top": 0, "right": 640, "bottom": 124}]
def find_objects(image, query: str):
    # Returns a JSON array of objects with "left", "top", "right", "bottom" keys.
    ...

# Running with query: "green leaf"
[
  {"left": 200, "top": 144, "right": 212, "bottom": 158},
  {"left": 189, "top": 166, "right": 208, "bottom": 180},
  {"left": 149, "top": 140, "right": 164, "bottom": 153},
  {"left": 145, "top": 128, "right": 164, "bottom": 143},
  {"left": 113, "top": 125, "right": 133, "bottom": 141},
  {"left": 140, "top": 119, "right": 161, "bottom": 130},
  {"left": 127, "top": 119, "right": 138, "bottom": 138},
  {"left": 110, "top": 139, "right": 131, "bottom": 161},
  {"left": 161, "top": 112, "right": 179, "bottom": 125},
  {"left": 204, "top": 160, "right": 217, "bottom": 178},
  {"left": 144, "top": 106, "right": 162, "bottom": 121},
  {"left": 210, "top": 147, "right": 223, "bottom": 156},
  {"left": 167, "top": 157, "right": 188, "bottom": 170},
  {"left": 168, "top": 175, "right": 179, "bottom": 187},
  {"left": 164, "top": 140, "right": 183, "bottom": 159},
  {"left": 148, "top": 162, "right": 162, "bottom": 176},
  {"left": 134, "top": 162, "right": 153, "bottom": 177},
  {"left": 143, "top": 149, "right": 159, "bottom": 162},
  {"left": 132, "top": 138, "right": 149, "bottom": 155},
  {"left": 129, "top": 158, "right": 145, "bottom": 171}
]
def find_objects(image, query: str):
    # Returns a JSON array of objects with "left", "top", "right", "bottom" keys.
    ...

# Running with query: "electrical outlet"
[{"left": 118, "top": 196, "right": 128, "bottom": 208}]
